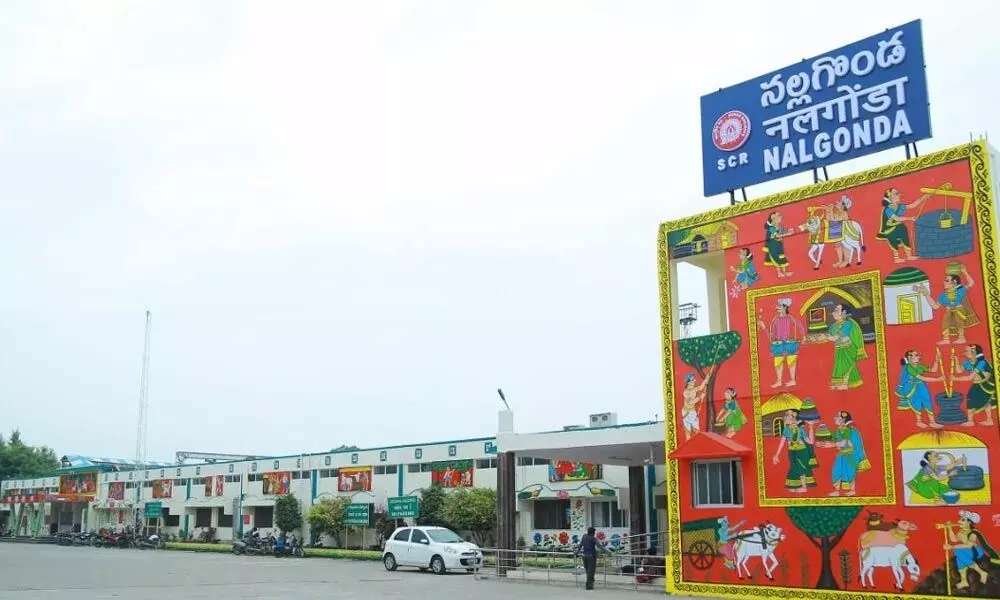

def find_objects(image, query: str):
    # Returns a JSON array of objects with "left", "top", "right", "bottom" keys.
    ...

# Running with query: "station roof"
[
  {"left": 55, "top": 455, "right": 174, "bottom": 474},
  {"left": 498, "top": 421, "right": 665, "bottom": 466}
]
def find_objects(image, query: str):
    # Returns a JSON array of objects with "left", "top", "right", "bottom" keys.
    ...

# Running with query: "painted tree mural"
[
  {"left": 786, "top": 506, "right": 863, "bottom": 590},
  {"left": 676, "top": 331, "right": 742, "bottom": 431}
]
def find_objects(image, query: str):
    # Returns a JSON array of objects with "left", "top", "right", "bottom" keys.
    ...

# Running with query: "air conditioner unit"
[{"left": 588, "top": 412, "right": 618, "bottom": 427}]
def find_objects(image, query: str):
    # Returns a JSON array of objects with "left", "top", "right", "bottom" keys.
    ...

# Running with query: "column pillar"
[{"left": 496, "top": 451, "right": 516, "bottom": 576}]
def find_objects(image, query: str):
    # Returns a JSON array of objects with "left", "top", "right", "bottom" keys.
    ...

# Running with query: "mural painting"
[
  {"left": 338, "top": 467, "right": 371, "bottom": 492},
  {"left": 262, "top": 471, "right": 290, "bottom": 495},
  {"left": 430, "top": 460, "right": 473, "bottom": 488},
  {"left": 151, "top": 479, "right": 172, "bottom": 499},
  {"left": 660, "top": 143, "right": 1000, "bottom": 598},
  {"left": 59, "top": 473, "right": 97, "bottom": 496},
  {"left": 548, "top": 461, "right": 601, "bottom": 482},
  {"left": 107, "top": 482, "right": 125, "bottom": 501}
]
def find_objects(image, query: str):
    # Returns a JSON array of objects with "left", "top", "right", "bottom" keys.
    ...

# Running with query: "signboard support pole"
[{"left": 905, "top": 141, "right": 920, "bottom": 159}]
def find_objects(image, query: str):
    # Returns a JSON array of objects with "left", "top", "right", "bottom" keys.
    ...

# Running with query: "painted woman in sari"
[
  {"left": 772, "top": 409, "right": 817, "bottom": 493},
  {"left": 714, "top": 387, "right": 747, "bottom": 438},
  {"left": 875, "top": 187, "right": 929, "bottom": 263},
  {"left": 825, "top": 303, "right": 867, "bottom": 390},
  {"left": 954, "top": 344, "right": 997, "bottom": 427},
  {"left": 896, "top": 349, "right": 944, "bottom": 428},
  {"left": 906, "top": 451, "right": 961, "bottom": 504},
  {"left": 762, "top": 211, "right": 794, "bottom": 278},
  {"left": 816, "top": 411, "right": 870, "bottom": 497},
  {"left": 729, "top": 247, "right": 760, "bottom": 295}
]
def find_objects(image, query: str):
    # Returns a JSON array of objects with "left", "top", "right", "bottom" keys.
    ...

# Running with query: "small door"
[
  {"left": 407, "top": 528, "right": 432, "bottom": 566},
  {"left": 772, "top": 418, "right": 784, "bottom": 437},
  {"left": 897, "top": 295, "right": 919, "bottom": 324}
]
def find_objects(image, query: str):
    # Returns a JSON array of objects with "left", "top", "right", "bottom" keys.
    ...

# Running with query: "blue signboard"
[{"left": 700, "top": 20, "right": 930, "bottom": 196}]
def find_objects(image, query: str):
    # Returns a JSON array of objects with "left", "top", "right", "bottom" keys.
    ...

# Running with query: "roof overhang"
[{"left": 497, "top": 422, "right": 665, "bottom": 466}]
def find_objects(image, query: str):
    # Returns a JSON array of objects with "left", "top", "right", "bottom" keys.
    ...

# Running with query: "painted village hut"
[
  {"left": 668, "top": 221, "right": 739, "bottom": 259},
  {"left": 760, "top": 393, "right": 802, "bottom": 437},
  {"left": 897, "top": 430, "right": 992, "bottom": 507},
  {"left": 882, "top": 267, "right": 934, "bottom": 325},
  {"left": 799, "top": 282, "right": 876, "bottom": 343}
]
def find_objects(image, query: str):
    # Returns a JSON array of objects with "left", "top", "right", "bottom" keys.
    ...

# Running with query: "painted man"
[
  {"left": 681, "top": 373, "right": 709, "bottom": 441},
  {"left": 757, "top": 298, "right": 805, "bottom": 388},
  {"left": 916, "top": 263, "right": 980, "bottom": 345},
  {"left": 941, "top": 510, "right": 998, "bottom": 589},
  {"left": 817, "top": 411, "right": 870, "bottom": 497}
]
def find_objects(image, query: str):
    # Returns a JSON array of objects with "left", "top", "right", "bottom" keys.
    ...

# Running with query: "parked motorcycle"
[
  {"left": 136, "top": 533, "right": 162, "bottom": 550},
  {"left": 273, "top": 535, "right": 303, "bottom": 558},
  {"left": 232, "top": 532, "right": 273, "bottom": 556}
]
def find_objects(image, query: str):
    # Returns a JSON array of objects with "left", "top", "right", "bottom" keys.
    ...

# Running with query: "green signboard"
[
  {"left": 144, "top": 501, "right": 163, "bottom": 518},
  {"left": 387, "top": 496, "right": 419, "bottom": 519},
  {"left": 345, "top": 502, "right": 371, "bottom": 526}
]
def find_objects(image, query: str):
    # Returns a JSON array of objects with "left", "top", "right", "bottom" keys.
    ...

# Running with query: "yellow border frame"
[
  {"left": 746, "top": 270, "right": 895, "bottom": 507},
  {"left": 659, "top": 141, "right": 1000, "bottom": 600}
]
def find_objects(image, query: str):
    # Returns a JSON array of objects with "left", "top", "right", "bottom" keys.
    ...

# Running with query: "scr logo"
[{"left": 713, "top": 110, "right": 751, "bottom": 172}]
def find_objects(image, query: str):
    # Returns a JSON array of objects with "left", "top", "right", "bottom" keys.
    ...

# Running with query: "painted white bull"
[
  {"left": 859, "top": 543, "right": 920, "bottom": 590},
  {"left": 734, "top": 523, "right": 785, "bottom": 580}
]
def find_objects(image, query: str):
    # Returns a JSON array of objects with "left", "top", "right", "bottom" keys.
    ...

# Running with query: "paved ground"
[{"left": 0, "top": 544, "right": 684, "bottom": 599}]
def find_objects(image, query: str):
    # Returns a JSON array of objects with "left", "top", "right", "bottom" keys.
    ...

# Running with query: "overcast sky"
[{"left": 2, "top": 1, "right": 998, "bottom": 462}]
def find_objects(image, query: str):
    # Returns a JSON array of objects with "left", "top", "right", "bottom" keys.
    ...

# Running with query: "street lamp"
[{"left": 497, "top": 388, "right": 511, "bottom": 411}]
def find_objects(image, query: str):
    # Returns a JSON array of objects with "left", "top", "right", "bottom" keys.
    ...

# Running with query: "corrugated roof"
[{"left": 57, "top": 455, "right": 173, "bottom": 472}]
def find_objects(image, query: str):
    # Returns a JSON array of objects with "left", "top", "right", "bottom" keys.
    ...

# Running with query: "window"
[
  {"left": 654, "top": 495, "right": 666, "bottom": 510},
  {"left": 392, "top": 528, "right": 411, "bottom": 541},
  {"left": 411, "top": 529, "right": 429, "bottom": 544},
  {"left": 448, "top": 445, "right": 457, "bottom": 457},
  {"left": 228, "top": 464, "right": 234, "bottom": 473},
  {"left": 374, "top": 465, "right": 397, "bottom": 475},
  {"left": 126, "top": 482, "right": 136, "bottom": 489},
  {"left": 164, "top": 514, "right": 180, "bottom": 527},
  {"left": 590, "top": 501, "right": 627, "bottom": 528},
  {"left": 407, "top": 464, "right": 421, "bottom": 473},
  {"left": 218, "top": 511, "right": 233, "bottom": 528},
  {"left": 173, "top": 478, "right": 187, "bottom": 486},
  {"left": 143, "top": 481, "right": 154, "bottom": 488},
  {"left": 324, "top": 456, "right": 331, "bottom": 466},
  {"left": 533, "top": 500, "right": 570, "bottom": 530},
  {"left": 379, "top": 451, "right": 387, "bottom": 462},
  {"left": 476, "top": 459, "right": 497, "bottom": 469},
  {"left": 251, "top": 462, "right": 258, "bottom": 472},
  {"left": 351, "top": 454, "right": 358, "bottom": 464},
  {"left": 296, "top": 458, "right": 302, "bottom": 468},
  {"left": 273, "top": 460, "right": 280, "bottom": 470},
  {"left": 517, "top": 457, "right": 548, "bottom": 466},
  {"left": 255, "top": 506, "right": 273, "bottom": 528},
  {"left": 196, "top": 467, "right": 201, "bottom": 476},
  {"left": 691, "top": 460, "right": 743, "bottom": 507},
  {"left": 414, "top": 449, "right": 422, "bottom": 459},
  {"left": 195, "top": 508, "right": 212, "bottom": 528},
  {"left": 176, "top": 468, "right": 182, "bottom": 477},
  {"left": 385, "top": 465, "right": 397, "bottom": 475}
]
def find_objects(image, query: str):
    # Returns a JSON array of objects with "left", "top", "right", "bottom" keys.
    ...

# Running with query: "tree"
[
  {"left": 441, "top": 488, "right": 497, "bottom": 546},
  {"left": 416, "top": 483, "right": 448, "bottom": 527},
  {"left": 786, "top": 506, "right": 862, "bottom": 589},
  {"left": 371, "top": 505, "right": 395, "bottom": 549},
  {"left": 676, "top": 331, "right": 742, "bottom": 432},
  {"left": 0, "top": 430, "right": 59, "bottom": 481},
  {"left": 306, "top": 497, "right": 349, "bottom": 547},
  {"left": 274, "top": 494, "right": 303, "bottom": 536}
]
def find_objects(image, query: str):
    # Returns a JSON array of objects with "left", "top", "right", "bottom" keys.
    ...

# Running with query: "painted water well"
[{"left": 915, "top": 209, "right": 974, "bottom": 259}]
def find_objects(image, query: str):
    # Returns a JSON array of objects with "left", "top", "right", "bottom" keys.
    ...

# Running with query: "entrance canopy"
[{"left": 497, "top": 421, "right": 665, "bottom": 465}]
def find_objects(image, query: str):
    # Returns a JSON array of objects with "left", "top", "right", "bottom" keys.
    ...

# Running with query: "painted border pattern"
[
  {"left": 745, "top": 270, "right": 895, "bottom": 507},
  {"left": 659, "top": 141, "right": 1000, "bottom": 600}
]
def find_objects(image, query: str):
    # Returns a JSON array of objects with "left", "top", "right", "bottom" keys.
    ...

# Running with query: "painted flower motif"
[
  {"left": 571, "top": 534, "right": 579, "bottom": 545},
  {"left": 596, "top": 531, "right": 607, "bottom": 541},
  {"left": 533, "top": 532, "right": 542, "bottom": 545},
  {"left": 558, "top": 531, "right": 570, "bottom": 545},
  {"left": 610, "top": 533, "right": 621, "bottom": 548},
  {"left": 575, "top": 500, "right": 583, "bottom": 508}
]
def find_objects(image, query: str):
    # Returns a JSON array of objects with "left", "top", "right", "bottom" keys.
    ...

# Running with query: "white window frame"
[{"left": 691, "top": 459, "right": 744, "bottom": 508}]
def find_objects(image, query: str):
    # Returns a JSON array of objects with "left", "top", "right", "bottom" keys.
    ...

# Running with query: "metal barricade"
[{"left": 472, "top": 547, "right": 667, "bottom": 593}]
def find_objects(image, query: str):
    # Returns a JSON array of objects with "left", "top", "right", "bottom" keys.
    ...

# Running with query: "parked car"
[{"left": 382, "top": 526, "right": 482, "bottom": 575}]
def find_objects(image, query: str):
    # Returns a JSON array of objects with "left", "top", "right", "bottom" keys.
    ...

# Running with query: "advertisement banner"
[
  {"left": 204, "top": 477, "right": 213, "bottom": 497},
  {"left": 430, "top": 460, "right": 473, "bottom": 488},
  {"left": 699, "top": 20, "right": 930, "bottom": 196},
  {"left": 338, "top": 467, "right": 372, "bottom": 492},
  {"left": 548, "top": 461, "right": 602, "bottom": 482},
  {"left": 215, "top": 475, "right": 224, "bottom": 497},
  {"left": 59, "top": 473, "right": 97, "bottom": 496},
  {"left": 262, "top": 471, "right": 290, "bottom": 495},
  {"left": 108, "top": 482, "right": 125, "bottom": 500},
  {"left": 151, "top": 479, "right": 173, "bottom": 499}
]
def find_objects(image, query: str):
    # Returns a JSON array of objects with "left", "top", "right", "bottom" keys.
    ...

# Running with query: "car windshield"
[{"left": 426, "top": 529, "right": 464, "bottom": 543}]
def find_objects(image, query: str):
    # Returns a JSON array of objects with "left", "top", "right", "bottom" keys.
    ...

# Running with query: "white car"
[{"left": 382, "top": 526, "right": 483, "bottom": 574}]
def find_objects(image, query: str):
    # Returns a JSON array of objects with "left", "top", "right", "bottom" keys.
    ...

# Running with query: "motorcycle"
[
  {"left": 273, "top": 535, "right": 303, "bottom": 558},
  {"left": 137, "top": 533, "right": 162, "bottom": 550},
  {"left": 232, "top": 532, "right": 273, "bottom": 556}
]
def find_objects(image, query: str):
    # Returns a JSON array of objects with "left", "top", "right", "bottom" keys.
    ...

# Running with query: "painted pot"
[{"left": 942, "top": 490, "right": 961, "bottom": 505}]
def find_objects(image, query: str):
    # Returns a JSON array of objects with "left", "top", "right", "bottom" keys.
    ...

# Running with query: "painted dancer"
[
  {"left": 876, "top": 187, "right": 930, "bottom": 263},
  {"left": 772, "top": 409, "right": 817, "bottom": 493},
  {"left": 895, "top": 349, "right": 944, "bottom": 428},
  {"left": 757, "top": 298, "right": 805, "bottom": 388}
]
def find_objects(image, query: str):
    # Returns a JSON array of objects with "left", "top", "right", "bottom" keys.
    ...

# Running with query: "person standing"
[
  {"left": 577, "top": 526, "right": 601, "bottom": 590},
  {"left": 757, "top": 298, "right": 805, "bottom": 388}
]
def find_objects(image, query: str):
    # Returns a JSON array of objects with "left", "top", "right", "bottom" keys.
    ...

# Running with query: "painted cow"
[
  {"left": 733, "top": 523, "right": 785, "bottom": 581},
  {"left": 859, "top": 543, "right": 920, "bottom": 590}
]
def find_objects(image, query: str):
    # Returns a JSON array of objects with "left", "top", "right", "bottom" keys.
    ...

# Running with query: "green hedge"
[{"left": 163, "top": 542, "right": 380, "bottom": 561}]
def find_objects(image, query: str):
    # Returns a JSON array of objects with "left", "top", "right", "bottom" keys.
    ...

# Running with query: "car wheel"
[
  {"left": 431, "top": 555, "right": 446, "bottom": 575},
  {"left": 383, "top": 553, "right": 398, "bottom": 571}
]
